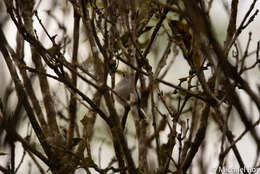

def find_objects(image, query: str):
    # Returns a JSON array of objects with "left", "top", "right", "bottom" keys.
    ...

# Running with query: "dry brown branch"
[{"left": 1, "top": 0, "right": 260, "bottom": 174}]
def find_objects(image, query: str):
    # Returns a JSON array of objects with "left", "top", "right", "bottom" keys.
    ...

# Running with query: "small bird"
[
  {"left": 114, "top": 74, "right": 147, "bottom": 129},
  {"left": 114, "top": 74, "right": 131, "bottom": 106},
  {"left": 114, "top": 73, "right": 132, "bottom": 129}
]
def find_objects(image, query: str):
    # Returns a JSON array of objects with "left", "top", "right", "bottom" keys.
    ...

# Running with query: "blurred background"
[{"left": 0, "top": 0, "right": 260, "bottom": 173}]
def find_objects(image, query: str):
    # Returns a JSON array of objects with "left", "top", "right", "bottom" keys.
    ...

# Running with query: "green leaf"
[
  {"left": 71, "top": 138, "right": 82, "bottom": 147},
  {"left": 114, "top": 32, "right": 130, "bottom": 50},
  {"left": 139, "top": 26, "right": 153, "bottom": 36},
  {"left": 115, "top": 69, "right": 124, "bottom": 75},
  {"left": 80, "top": 116, "right": 89, "bottom": 126},
  {"left": 86, "top": 2, "right": 91, "bottom": 8},
  {"left": 136, "top": 168, "right": 145, "bottom": 174},
  {"left": 207, "top": 75, "right": 216, "bottom": 90},
  {"left": 179, "top": 77, "right": 188, "bottom": 83},
  {"left": 177, "top": 90, "right": 186, "bottom": 96},
  {"left": 83, "top": 157, "right": 96, "bottom": 168},
  {"left": 0, "top": 152, "right": 7, "bottom": 156},
  {"left": 137, "top": 39, "right": 150, "bottom": 49},
  {"left": 120, "top": 32, "right": 131, "bottom": 45}
]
